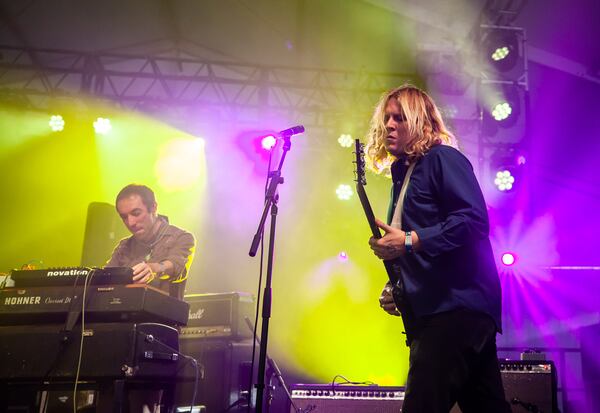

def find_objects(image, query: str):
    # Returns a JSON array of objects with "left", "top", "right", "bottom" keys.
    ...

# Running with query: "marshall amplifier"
[
  {"left": 181, "top": 292, "right": 255, "bottom": 339},
  {"left": 289, "top": 384, "right": 405, "bottom": 412}
]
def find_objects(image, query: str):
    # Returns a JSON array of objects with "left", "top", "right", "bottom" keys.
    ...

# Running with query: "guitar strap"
[
  {"left": 391, "top": 161, "right": 416, "bottom": 230},
  {"left": 389, "top": 161, "right": 418, "bottom": 344}
]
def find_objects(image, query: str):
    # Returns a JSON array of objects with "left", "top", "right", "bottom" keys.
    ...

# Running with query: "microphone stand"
[
  {"left": 248, "top": 136, "right": 292, "bottom": 413},
  {"left": 243, "top": 317, "right": 300, "bottom": 413}
]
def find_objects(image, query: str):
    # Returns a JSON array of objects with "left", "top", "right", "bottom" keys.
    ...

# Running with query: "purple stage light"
[
  {"left": 501, "top": 252, "right": 516, "bottom": 266},
  {"left": 338, "top": 251, "right": 348, "bottom": 262},
  {"left": 261, "top": 135, "right": 277, "bottom": 150}
]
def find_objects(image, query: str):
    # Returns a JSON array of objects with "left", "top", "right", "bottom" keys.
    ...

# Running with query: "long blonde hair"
[{"left": 365, "top": 84, "right": 457, "bottom": 173}]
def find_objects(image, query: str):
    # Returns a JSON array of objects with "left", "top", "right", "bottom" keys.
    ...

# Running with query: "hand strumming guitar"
[{"left": 379, "top": 282, "right": 401, "bottom": 316}]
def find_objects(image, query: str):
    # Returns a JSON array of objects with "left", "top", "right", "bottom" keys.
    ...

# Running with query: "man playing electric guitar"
[{"left": 366, "top": 85, "right": 511, "bottom": 413}]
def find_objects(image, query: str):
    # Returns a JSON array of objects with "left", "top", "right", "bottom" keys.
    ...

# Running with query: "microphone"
[{"left": 277, "top": 125, "right": 305, "bottom": 137}]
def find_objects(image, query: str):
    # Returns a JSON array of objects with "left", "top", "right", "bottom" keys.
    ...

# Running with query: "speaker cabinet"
[
  {"left": 500, "top": 360, "right": 558, "bottom": 413},
  {"left": 289, "top": 384, "right": 405, "bottom": 413},
  {"left": 451, "top": 360, "right": 558, "bottom": 413},
  {"left": 177, "top": 339, "right": 254, "bottom": 413}
]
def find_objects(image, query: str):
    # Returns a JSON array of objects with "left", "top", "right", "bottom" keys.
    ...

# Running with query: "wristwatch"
[{"left": 405, "top": 231, "right": 413, "bottom": 253}]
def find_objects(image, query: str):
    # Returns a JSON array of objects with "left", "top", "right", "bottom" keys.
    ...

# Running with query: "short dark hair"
[{"left": 115, "top": 184, "right": 156, "bottom": 212}]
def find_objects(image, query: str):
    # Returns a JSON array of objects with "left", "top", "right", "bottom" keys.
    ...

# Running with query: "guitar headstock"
[{"left": 354, "top": 138, "right": 367, "bottom": 186}]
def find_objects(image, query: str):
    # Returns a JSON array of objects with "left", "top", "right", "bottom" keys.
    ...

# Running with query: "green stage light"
[
  {"left": 491, "top": 46, "right": 510, "bottom": 61},
  {"left": 49, "top": 115, "right": 65, "bottom": 132},
  {"left": 93, "top": 117, "right": 112, "bottom": 135},
  {"left": 338, "top": 134, "right": 353, "bottom": 148},
  {"left": 336, "top": 184, "right": 353, "bottom": 200}
]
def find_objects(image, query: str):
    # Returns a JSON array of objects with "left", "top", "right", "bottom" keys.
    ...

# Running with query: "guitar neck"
[
  {"left": 353, "top": 138, "right": 408, "bottom": 316},
  {"left": 356, "top": 183, "right": 382, "bottom": 239}
]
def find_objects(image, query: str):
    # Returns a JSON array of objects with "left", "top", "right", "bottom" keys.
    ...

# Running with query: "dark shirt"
[
  {"left": 106, "top": 217, "right": 195, "bottom": 300},
  {"left": 387, "top": 144, "right": 502, "bottom": 332}
]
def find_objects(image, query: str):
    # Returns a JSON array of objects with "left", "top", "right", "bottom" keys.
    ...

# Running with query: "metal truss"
[{"left": 0, "top": 45, "right": 417, "bottom": 130}]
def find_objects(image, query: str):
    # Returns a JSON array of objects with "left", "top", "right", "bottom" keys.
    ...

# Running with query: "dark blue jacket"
[{"left": 387, "top": 144, "right": 502, "bottom": 332}]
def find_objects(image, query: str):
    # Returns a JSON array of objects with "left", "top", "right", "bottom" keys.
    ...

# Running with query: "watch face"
[{"left": 405, "top": 232, "right": 413, "bottom": 252}]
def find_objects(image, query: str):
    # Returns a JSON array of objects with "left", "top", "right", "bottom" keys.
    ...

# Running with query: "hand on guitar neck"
[{"left": 368, "top": 218, "right": 420, "bottom": 260}]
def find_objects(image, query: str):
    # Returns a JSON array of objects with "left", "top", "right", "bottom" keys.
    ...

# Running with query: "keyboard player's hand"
[{"left": 131, "top": 262, "right": 155, "bottom": 284}]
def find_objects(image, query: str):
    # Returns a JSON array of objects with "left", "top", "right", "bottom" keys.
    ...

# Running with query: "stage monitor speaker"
[
  {"left": 289, "top": 384, "right": 404, "bottom": 412},
  {"left": 80, "top": 202, "right": 129, "bottom": 267},
  {"left": 176, "top": 339, "right": 254, "bottom": 413}
]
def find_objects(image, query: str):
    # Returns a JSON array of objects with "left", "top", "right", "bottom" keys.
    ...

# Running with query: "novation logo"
[
  {"left": 4, "top": 296, "right": 42, "bottom": 305},
  {"left": 189, "top": 308, "right": 205, "bottom": 320},
  {"left": 47, "top": 269, "right": 89, "bottom": 277}
]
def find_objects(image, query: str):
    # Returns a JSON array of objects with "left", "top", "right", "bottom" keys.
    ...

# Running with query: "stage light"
[
  {"left": 336, "top": 184, "right": 353, "bottom": 200},
  {"left": 481, "top": 83, "right": 523, "bottom": 142},
  {"left": 489, "top": 146, "right": 526, "bottom": 194},
  {"left": 491, "top": 46, "right": 510, "bottom": 62},
  {"left": 481, "top": 27, "right": 522, "bottom": 76},
  {"left": 491, "top": 102, "right": 512, "bottom": 121},
  {"left": 501, "top": 252, "right": 516, "bottom": 266},
  {"left": 49, "top": 115, "right": 65, "bottom": 132},
  {"left": 93, "top": 117, "right": 112, "bottom": 135},
  {"left": 338, "top": 134, "right": 353, "bottom": 148},
  {"left": 261, "top": 135, "right": 277, "bottom": 150},
  {"left": 480, "top": 26, "right": 526, "bottom": 149},
  {"left": 494, "top": 170, "right": 515, "bottom": 191},
  {"left": 338, "top": 251, "right": 349, "bottom": 262}
]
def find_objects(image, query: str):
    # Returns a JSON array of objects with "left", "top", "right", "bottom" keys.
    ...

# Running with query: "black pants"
[{"left": 401, "top": 309, "right": 512, "bottom": 413}]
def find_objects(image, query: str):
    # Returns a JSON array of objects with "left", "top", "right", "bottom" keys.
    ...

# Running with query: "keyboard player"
[
  {"left": 105, "top": 184, "right": 196, "bottom": 412},
  {"left": 105, "top": 183, "right": 195, "bottom": 300}
]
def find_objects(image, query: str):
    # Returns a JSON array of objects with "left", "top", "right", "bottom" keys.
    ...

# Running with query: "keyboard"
[{"left": 9, "top": 267, "right": 133, "bottom": 288}]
